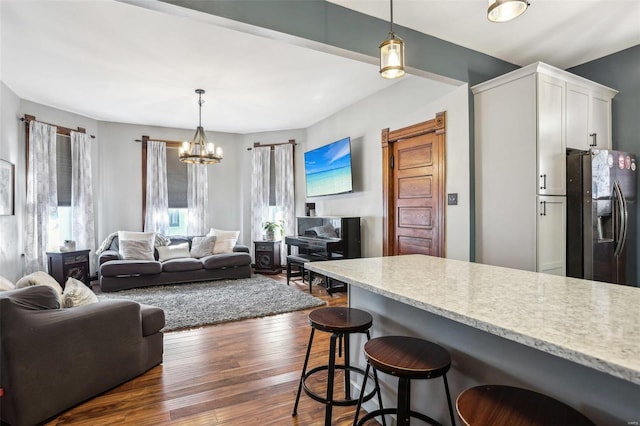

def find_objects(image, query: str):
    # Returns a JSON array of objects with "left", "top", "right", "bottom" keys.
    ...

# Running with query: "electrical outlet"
[{"left": 447, "top": 193, "right": 458, "bottom": 205}]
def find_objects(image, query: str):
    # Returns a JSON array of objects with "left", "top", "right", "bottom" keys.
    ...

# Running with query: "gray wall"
[{"left": 568, "top": 45, "right": 640, "bottom": 276}]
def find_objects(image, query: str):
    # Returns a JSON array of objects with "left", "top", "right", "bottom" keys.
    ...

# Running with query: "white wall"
[{"left": 301, "top": 76, "right": 470, "bottom": 260}]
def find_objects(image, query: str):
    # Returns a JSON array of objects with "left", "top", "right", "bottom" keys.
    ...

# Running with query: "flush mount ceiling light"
[
  {"left": 179, "top": 89, "right": 223, "bottom": 164},
  {"left": 379, "top": 0, "right": 405, "bottom": 79},
  {"left": 488, "top": 0, "right": 530, "bottom": 23}
]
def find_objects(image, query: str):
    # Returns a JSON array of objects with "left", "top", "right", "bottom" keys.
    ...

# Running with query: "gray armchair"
[{"left": 0, "top": 285, "right": 165, "bottom": 425}]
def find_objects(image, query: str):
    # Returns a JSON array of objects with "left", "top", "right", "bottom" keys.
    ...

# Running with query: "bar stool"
[
  {"left": 456, "top": 385, "right": 595, "bottom": 426},
  {"left": 292, "top": 307, "right": 384, "bottom": 426},
  {"left": 354, "top": 336, "right": 456, "bottom": 426}
]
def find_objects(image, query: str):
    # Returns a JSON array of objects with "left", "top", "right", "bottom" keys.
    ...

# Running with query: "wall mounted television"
[{"left": 304, "top": 136, "right": 353, "bottom": 197}]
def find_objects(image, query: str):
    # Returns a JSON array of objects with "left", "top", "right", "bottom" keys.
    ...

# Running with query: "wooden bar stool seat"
[
  {"left": 292, "top": 307, "right": 384, "bottom": 426},
  {"left": 456, "top": 385, "right": 595, "bottom": 426},
  {"left": 354, "top": 335, "right": 456, "bottom": 426}
]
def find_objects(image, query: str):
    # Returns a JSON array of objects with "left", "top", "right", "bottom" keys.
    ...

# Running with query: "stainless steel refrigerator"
[{"left": 567, "top": 149, "right": 637, "bottom": 286}]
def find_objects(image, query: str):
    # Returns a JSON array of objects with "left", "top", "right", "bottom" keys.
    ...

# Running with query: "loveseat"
[
  {"left": 98, "top": 233, "right": 252, "bottom": 292},
  {"left": 0, "top": 285, "right": 165, "bottom": 425}
]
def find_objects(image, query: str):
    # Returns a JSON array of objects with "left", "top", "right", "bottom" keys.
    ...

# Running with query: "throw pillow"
[
  {"left": 15, "top": 271, "right": 63, "bottom": 301},
  {"left": 213, "top": 238, "right": 236, "bottom": 254},
  {"left": 190, "top": 236, "right": 216, "bottom": 258},
  {"left": 61, "top": 277, "right": 98, "bottom": 308},
  {"left": 157, "top": 243, "right": 190, "bottom": 262},
  {"left": 0, "top": 275, "right": 15, "bottom": 291},
  {"left": 207, "top": 228, "right": 240, "bottom": 254},
  {"left": 119, "top": 239, "right": 155, "bottom": 260},
  {"left": 118, "top": 231, "right": 155, "bottom": 258}
]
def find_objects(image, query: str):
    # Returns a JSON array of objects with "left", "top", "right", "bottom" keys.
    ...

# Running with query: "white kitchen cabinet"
[
  {"left": 472, "top": 62, "right": 616, "bottom": 275},
  {"left": 537, "top": 195, "right": 566, "bottom": 276},
  {"left": 566, "top": 83, "right": 614, "bottom": 150}
]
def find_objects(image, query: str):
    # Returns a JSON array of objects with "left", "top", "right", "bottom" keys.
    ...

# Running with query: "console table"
[{"left": 46, "top": 249, "right": 91, "bottom": 288}]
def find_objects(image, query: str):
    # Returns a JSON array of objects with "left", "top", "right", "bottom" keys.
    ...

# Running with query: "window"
[
  {"left": 165, "top": 147, "right": 188, "bottom": 235},
  {"left": 56, "top": 134, "right": 73, "bottom": 241}
]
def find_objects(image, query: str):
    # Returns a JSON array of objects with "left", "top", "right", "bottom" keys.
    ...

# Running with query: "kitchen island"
[{"left": 306, "top": 254, "right": 640, "bottom": 425}]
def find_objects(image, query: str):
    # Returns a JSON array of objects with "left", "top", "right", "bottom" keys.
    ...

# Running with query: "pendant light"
[
  {"left": 379, "top": 0, "right": 405, "bottom": 79},
  {"left": 487, "top": 0, "right": 530, "bottom": 23},
  {"left": 179, "top": 89, "right": 223, "bottom": 164}
]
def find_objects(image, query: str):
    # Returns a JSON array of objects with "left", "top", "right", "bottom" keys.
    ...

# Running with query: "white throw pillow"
[
  {"left": 61, "top": 277, "right": 98, "bottom": 308},
  {"left": 157, "top": 243, "right": 190, "bottom": 262},
  {"left": 212, "top": 239, "right": 236, "bottom": 254},
  {"left": 190, "top": 236, "right": 216, "bottom": 258},
  {"left": 207, "top": 228, "right": 239, "bottom": 254},
  {"left": 0, "top": 275, "right": 15, "bottom": 291},
  {"left": 119, "top": 239, "right": 155, "bottom": 260},
  {"left": 15, "top": 271, "right": 63, "bottom": 303}
]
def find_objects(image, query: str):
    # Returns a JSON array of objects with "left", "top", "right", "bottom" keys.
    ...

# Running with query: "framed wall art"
[{"left": 0, "top": 159, "right": 15, "bottom": 216}]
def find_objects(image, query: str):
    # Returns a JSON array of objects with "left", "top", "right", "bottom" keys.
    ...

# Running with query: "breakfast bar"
[{"left": 306, "top": 254, "right": 640, "bottom": 425}]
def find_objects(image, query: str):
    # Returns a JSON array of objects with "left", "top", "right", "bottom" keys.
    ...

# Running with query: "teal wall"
[{"left": 569, "top": 45, "right": 640, "bottom": 282}]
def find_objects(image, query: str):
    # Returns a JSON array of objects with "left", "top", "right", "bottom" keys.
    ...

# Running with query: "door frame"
[{"left": 382, "top": 111, "right": 446, "bottom": 256}]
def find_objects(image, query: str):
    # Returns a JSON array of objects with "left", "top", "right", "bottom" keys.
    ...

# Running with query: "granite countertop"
[{"left": 306, "top": 254, "right": 640, "bottom": 385}]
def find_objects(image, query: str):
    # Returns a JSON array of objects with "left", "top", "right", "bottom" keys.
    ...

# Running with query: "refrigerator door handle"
[{"left": 613, "top": 181, "right": 628, "bottom": 257}]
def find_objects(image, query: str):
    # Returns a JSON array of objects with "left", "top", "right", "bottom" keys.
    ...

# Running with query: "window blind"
[
  {"left": 56, "top": 134, "right": 72, "bottom": 206},
  {"left": 166, "top": 147, "right": 188, "bottom": 208}
]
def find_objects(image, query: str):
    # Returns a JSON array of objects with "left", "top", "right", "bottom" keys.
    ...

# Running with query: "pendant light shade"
[
  {"left": 379, "top": 0, "right": 405, "bottom": 79},
  {"left": 488, "top": 0, "right": 530, "bottom": 23},
  {"left": 179, "top": 89, "right": 223, "bottom": 164}
]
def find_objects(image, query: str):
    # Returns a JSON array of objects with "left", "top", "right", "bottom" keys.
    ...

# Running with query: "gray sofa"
[
  {"left": 0, "top": 285, "right": 165, "bottom": 426},
  {"left": 98, "top": 235, "right": 252, "bottom": 292}
]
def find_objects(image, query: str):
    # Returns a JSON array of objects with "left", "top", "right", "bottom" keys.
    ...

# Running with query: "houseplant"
[{"left": 263, "top": 220, "right": 284, "bottom": 240}]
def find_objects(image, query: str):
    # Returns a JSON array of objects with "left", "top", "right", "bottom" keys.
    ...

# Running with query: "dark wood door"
[{"left": 382, "top": 112, "right": 446, "bottom": 257}]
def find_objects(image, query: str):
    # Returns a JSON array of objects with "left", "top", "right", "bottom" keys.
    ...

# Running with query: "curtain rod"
[
  {"left": 247, "top": 139, "right": 296, "bottom": 151},
  {"left": 135, "top": 135, "right": 184, "bottom": 145},
  {"left": 20, "top": 115, "right": 96, "bottom": 139}
]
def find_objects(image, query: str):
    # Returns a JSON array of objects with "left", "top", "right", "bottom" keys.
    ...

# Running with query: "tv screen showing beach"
[{"left": 304, "top": 137, "right": 353, "bottom": 197}]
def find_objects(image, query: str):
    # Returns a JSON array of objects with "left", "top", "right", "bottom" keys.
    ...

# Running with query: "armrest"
[
  {"left": 233, "top": 244, "right": 250, "bottom": 253},
  {"left": 99, "top": 249, "right": 120, "bottom": 265}
]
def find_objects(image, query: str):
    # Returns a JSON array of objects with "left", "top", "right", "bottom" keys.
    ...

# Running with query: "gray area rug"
[{"left": 97, "top": 276, "right": 325, "bottom": 332}]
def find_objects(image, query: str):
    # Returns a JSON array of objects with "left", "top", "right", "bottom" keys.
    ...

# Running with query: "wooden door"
[{"left": 382, "top": 112, "right": 446, "bottom": 256}]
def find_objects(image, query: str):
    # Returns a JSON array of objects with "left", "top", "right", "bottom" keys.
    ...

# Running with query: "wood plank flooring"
[{"left": 46, "top": 274, "right": 379, "bottom": 425}]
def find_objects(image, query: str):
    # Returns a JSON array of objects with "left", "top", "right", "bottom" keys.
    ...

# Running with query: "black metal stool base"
[
  {"left": 302, "top": 364, "right": 378, "bottom": 407},
  {"left": 356, "top": 407, "right": 442, "bottom": 426}
]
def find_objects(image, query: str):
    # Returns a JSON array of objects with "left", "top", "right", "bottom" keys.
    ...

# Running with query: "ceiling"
[{"left": 1, "top": 0, "right": 639, "bottom": 134}]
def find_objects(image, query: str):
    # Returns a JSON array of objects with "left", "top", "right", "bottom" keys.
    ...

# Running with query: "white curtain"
[
  {"left": 70, "top": 131, "right": 96, "bottom": 273},
  {"left": 144, "top": 141, "right": 169, "bottom": 234},
  {"left": 275, "top": 144, "right": 295, "bottom": 264},
  {"left": 187, "top": 163, "right": 208, "bottom": 235},
  {"left": 251, "top": 146, "right": 271, "bottom": 259},
  {"left": 24, "top": 121, "right": 58, "bottom": 273}
]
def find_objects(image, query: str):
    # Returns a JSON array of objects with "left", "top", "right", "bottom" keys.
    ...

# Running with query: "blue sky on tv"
[{"left": 304, "top": 137, "right": 351, "bottom": 175}]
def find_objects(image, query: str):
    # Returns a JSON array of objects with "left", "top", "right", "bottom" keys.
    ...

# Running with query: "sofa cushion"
[
  {"left": 61, "top": 277, "right": 98, "bottom": 308},
  {"left": 202, "top": 252, "right": 252, "bottom": 270},
  {"left": 0, "top": 285, "right": 61, "bottom": 310},
  {"left": 101, "top": 260, "right": 162, "bottom": 277},
  {"left": 118, "top": 231, "right": 155, "bottom": 260},
  {"left": 157, "top": 243, "right": 190, "bottom": 262},
  {"left": 162, "top": 258, "right": 203, "bottom": 272},
  {"left": 138, "top": 303, "right": 165, "bottom": 336}
]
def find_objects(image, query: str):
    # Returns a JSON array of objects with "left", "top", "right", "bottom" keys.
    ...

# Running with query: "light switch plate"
[{"left": 447, "top": 193, "right": 458, "bottom": 205}]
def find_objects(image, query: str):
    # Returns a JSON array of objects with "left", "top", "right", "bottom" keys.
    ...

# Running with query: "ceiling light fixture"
[
  {"left": 179, "top": 89, "right": 223, "bottom": 164},
  {"left": 488, "top": 0, "right": 530, "bottom": 23},
  {"left": 379, "top": 0, "right": 405, "bottom": 79}
]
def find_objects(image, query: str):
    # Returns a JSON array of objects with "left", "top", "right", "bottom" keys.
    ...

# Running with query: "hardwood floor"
[{"left": 47, "top": 274, "right": 378, "bottom": 425}]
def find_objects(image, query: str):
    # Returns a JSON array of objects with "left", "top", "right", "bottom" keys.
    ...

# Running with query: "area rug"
[{"left": 97, "top": 276, "right": 325, "bottom": 332}]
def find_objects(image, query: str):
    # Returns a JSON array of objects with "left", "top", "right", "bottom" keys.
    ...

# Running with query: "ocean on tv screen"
[{"left": 305, "top": 137, "right": 353, "bottom": 197}]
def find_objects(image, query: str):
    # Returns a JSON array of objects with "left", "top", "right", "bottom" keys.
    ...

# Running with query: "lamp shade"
[
  {"left": 379, "top": 33, "right": 405, "bottom": 79},
  {"left": 488, "top": 0, "right": 529, "bottom": 22}
]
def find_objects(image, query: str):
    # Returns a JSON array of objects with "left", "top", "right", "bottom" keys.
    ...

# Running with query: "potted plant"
[{"left": 263, "top": 220, "right": 284, "bottom": 240}]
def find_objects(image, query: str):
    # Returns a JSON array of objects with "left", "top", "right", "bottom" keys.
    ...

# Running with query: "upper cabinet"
[
  {"left": 537, "top": 73, "right": 566, "bottom": 196},
  {"left": 566, "top": 83, "right": 615, "bottom": 150}
]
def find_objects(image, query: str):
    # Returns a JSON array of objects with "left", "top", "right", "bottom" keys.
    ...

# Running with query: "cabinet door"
[
  {"left": 537, "top": 196, "right": 566, "bottom": 276},
  {"left": 590, "top": 93, "right": 612, "bottom": 149},
  {"left": 566, "top": 84, "right": 590, "bottom": 150},
  {"left": 537, "top": 74, "right": 566, "bottom": 195}
]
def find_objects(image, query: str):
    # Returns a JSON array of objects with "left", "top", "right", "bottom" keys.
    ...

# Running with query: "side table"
[
  {"left": 254, "top": 240, "right": 282, "bottom": 274},
  {"left": 46, "top": 249, "right": 91, "bottom": 288}
]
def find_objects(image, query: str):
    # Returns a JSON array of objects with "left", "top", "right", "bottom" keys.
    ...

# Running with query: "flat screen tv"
[{"left": 304, "top": 137, "right": 353, "bottom": 197}]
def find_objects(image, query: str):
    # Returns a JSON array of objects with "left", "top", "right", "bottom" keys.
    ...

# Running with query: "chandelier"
[
  {"left": 379, "top": 0, "right": 405, "bottom": 79},
  {"left": 179, "top": 89, "right": 223, "bottom": 164}
]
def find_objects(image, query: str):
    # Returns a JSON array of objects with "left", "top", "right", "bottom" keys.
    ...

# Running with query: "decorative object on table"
[
  {"left": 178, "top": 89, "right": 223, "bottom": 164},
  {"left": 254, "top": 240, "right": 282, "bottom": 274},
  {"left": 487, "top": 0, "right": 530, "bottom": 23},
  {"left": 46, "top": 249, "right": 91, "bottom": 288},
  {"left": 97, "top": 276, "right": 325, "bottom": 332},
  {"left": 0, "top": 159, "right": 15, "bottom": 216},
  {"left": 263, "top": 220, "right": 284, "bottom": 240},
  {"left": 62, "top": 239, "right": 76, "bottom": 252},
  {"left": 379, "top": 0, "right": 405, "bottom": 79}
]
